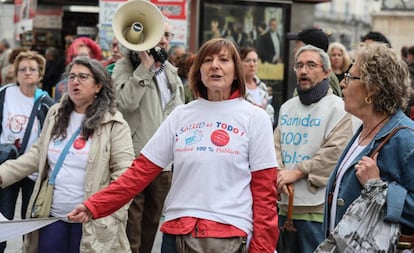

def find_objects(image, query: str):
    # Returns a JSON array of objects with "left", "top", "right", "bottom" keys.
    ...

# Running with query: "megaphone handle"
[{"left": 150, "top": 47, "right": 168, "bottom": 64}]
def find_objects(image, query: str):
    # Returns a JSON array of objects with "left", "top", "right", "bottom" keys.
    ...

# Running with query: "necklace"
[
  {"left": 358, "top": 115, "right": 390, "bottom": 145},
  {"left": 340, "top": 115, "right": 390, "bottom": 171}
]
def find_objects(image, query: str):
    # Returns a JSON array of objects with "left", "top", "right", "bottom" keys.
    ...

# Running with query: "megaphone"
[{"left": 113, "top": 0, "right": 164, "bottom": 52}]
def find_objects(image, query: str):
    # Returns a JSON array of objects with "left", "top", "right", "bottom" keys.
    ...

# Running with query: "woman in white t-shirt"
[
  {"left": 69, "top": 38, "right": 280, "bottom": 253},
  {"left": 0, "top": 51, "right": 54, "bottom": 253},
  {"left": 0, "top": 56, "right": 134, "bottom": 253},
  {"left": 240, "top": 47, "right": 275, "bottom": 126}
]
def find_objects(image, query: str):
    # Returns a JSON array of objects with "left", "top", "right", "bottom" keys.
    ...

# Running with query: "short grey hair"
[{"left": 295, "top": 44, "right": 331, "bottom": 71}]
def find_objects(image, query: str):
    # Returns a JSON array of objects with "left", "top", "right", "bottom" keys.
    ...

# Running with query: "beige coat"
[
  {"left": 0, "top": 104, "right": 135, "bottom": 253},
  {"left": 113, "top": 58, "right": 185, "bottom": 154}
]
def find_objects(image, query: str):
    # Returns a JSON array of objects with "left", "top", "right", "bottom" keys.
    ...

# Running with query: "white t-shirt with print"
[
  {"left": 142, "top": 98, "right": 278, "bottom": 236},
  {"left": 1, "top": 86, "right": 41, "bottom": 181},
  {"left": 246, "top": 87, "right": 263, "bottom": 107},
  {"left": 48, "top": 111, "right": 91, "bottom": 219},
  {"left": 0, "top": 85, "right": 39, "bottom": 151}
]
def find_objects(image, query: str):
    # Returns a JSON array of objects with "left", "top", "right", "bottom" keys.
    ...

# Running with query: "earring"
[
  {"left": 95, "top": 94, "right": 98, "bottom": 99},
  {"left": 365, "top": 96, "right": 372, "bottom": 104}
]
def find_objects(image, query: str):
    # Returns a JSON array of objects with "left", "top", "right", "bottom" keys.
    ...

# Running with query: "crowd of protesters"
[{"left": 0, "top": 21, "right": 413, "bottom": 253}]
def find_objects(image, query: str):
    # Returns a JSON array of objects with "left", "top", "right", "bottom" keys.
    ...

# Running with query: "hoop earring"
[{"left": 365, "top": 96, "right": 372, "bottom": 104}]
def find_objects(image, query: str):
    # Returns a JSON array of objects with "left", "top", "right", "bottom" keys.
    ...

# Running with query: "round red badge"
[
  {"left": 73, "top": 137, "right": 86, "bottom": 150},
  {"left": 210, "top": 129, "right": 230, "bottom": 146}
]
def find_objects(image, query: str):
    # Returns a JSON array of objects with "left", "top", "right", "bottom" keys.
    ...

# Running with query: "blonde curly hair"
[{"left": 354, "top": 43, "right": 410, "bottom": 114}]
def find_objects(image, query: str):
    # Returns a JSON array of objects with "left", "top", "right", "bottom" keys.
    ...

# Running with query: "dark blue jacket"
[{"left": 322, "top": 110, "right": 414, "bottom": 236}]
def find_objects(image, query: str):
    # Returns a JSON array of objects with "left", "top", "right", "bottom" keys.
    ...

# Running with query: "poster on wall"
[
  {"left": 14, "top": 0, "right": 37, "bottom": 36},
  {"left": 33, "top": 6, "right": 62, "bottom": 30},
  {"left": 151, "top": 0, "right": 188, "bottom": 46},
  {"left": 99, "top": 0, "right": 188, "bottom": 57},
  {"left": 200, "top": 0, "right": 288, "bottom": 81},
  {"left": 99, "top": 0, "right": 124, "bottom": 55}
]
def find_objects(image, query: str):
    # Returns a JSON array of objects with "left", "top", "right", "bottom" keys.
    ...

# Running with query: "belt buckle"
[{"left": 397, "top": 241, "right": 413, "bottom": 249}]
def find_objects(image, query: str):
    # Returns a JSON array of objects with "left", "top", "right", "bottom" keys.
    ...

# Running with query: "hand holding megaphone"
[
  {"left": 137, "top": 51, "right": 155, "bottom": 69},
  {"left": 136, "top": 46, "right": 168, "bottom": 69}
]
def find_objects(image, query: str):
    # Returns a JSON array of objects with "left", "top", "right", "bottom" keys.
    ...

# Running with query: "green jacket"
[
  {"left": 328, "top": 71, "right": 342, "bottom": 97},
  {"left": 0, "top": 104, "right": 135, "bottom": 253}
]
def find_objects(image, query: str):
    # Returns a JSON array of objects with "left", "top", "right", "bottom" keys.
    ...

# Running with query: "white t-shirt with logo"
[
  {"left": 142, "top": 98, "right": 278, "bottom": 236},
  {"left": 1, "top": 85, "right": 40, "bottom": 181},
  {"left": 1, "top": 85, "right": 39, "bottom": 150},
  {"left": 48, "top": 111, "right": 91, "bottom": 219}
]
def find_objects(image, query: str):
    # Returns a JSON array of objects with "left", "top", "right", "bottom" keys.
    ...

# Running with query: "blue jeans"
[
  {"left": 161, "top": 233, "right": 177, "bottom": 253},
  {"left": 38, "top": 220, "right": 82, "bottom": 253},
  {"left": 0, "top": 177, "right": 35, "bottom": 253},
  {"left": 277, "top": 215, "right": 324, "bottom": 253}
]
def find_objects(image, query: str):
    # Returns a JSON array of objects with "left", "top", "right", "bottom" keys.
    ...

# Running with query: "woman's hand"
[
  {"left": 354, "top": 153, "right": 381, "bottom": 185},
  {"left": 67, "top": 204, "right": 92, "bottom": 223}
]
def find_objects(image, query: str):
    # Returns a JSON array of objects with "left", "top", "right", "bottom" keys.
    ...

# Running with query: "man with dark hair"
[
  {"left": 256, "top": 18, "right": 282, "bottom": 64},
  {"left": 401, "top": 45, "right": 408, "bottom": 63},
  {"left": 287, "top": 27, "right": 342, "bottom": 97},
  {"left": 42, "top": 47, "right": 65, "bottom": 96},
  {"left": 167, "top": 44, "right": 185, "bottom": 66},
  {"left": 361, "top": 31, "right": 391, "bottom": 48}
]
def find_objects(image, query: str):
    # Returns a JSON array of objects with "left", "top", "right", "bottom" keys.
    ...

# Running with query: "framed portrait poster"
[
  {"left": 199, "top": 0, "right": 292, "bottom": 122},
  {"left": 199, "top": 0, "right": 290, "bottom": 79}
]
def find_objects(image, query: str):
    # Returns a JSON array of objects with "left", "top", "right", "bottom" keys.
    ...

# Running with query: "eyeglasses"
[
  {"left": 343, "top": 72, "right": 361, "bottom": 87},
  {"left": 293, "top": 61, "right": 323, "bottom": 71},
  {"left": 164, "top": 32, "right": 174, "bottom": 41},
  {"left": 18, "top": 67, "right": 38, "bottom": 73},
  {"left": 68, "top": 73, "right": 91, "bottom": 83}
]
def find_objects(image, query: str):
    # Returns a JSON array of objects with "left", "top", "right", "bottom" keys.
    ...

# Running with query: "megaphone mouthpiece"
[
  {"left": 132, "top": 22, "right": 143, "bottom": 33},
  {"left": 125, "top": 22, "right": 144, "bottom": 44}
]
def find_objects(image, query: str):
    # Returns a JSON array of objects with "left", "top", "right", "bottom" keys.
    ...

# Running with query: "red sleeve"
[
  {"left": 84, "top": 154, "right": 162, "bottom": 219},
  {"left": 248, "top": 167, "right": 279, "bottom": 253}
]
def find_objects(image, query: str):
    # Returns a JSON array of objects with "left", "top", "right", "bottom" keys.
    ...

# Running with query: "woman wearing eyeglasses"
[
  {"left": 319, "top": 43, "right": 414, "bottom": 251},
  {"left": 0, "top": 51, "right": 54, "bottom": 253},
  {"left": 54, "top": 37, "right": 103, "bottom": 102},
  {"left": 0, "top": 56, "right": 135, "bottom": 253}
]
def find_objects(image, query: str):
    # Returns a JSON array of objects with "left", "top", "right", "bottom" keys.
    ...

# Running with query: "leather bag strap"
[{"left": 370, "top": 126, "right": 414, "bottom": 158}]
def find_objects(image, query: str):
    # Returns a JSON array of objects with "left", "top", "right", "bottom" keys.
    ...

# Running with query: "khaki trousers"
[
  {"left": 176, "top": 235, "right": 247, "bottom": 253},
  {"left": 127, "top": 171, "right": 172, "bottom": 253}
]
